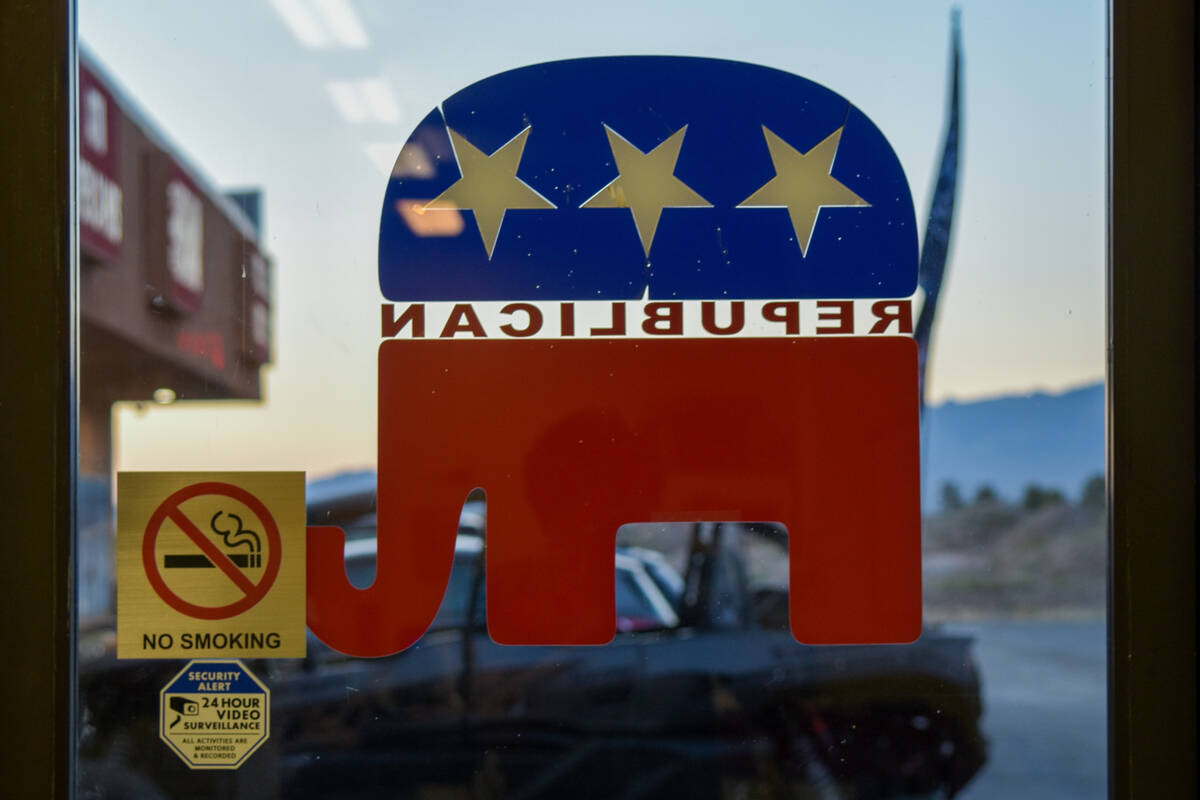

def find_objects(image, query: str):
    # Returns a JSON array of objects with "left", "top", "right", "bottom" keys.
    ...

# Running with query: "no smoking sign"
[{"left": 118, "top": 472, "right": 306, "bottom": 659}]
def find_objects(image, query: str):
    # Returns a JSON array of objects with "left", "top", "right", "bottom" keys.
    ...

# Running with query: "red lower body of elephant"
[{"left": 308, "top": 336, "right": 921, "bottom": 657}]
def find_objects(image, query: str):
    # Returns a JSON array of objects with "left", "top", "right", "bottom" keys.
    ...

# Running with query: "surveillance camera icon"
[
  {"left": 170, "top": 696, "right": 199, "bottom": 715},
  {"left": 168, "top": 696, "right": 199, "bottom": 728}
]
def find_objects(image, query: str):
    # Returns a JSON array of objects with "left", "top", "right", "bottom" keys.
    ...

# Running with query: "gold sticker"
[
  {"left": 117, "top": 472, "right": 306, "bottom": 659},
  {"left": 160, "top": 659, "right": 270, "bottom": 769}
]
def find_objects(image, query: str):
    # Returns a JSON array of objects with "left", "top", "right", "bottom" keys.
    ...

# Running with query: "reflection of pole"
[
  {"left": 917, "top": 10, "right": 963, "bottom": 510},
  {"left": 916, "top": 9, "right": 964, "bottom": 417}
]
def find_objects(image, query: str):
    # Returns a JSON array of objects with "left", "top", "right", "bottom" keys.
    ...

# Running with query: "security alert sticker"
[
  {"left": 160, "top": 659, "right": 269, "bottom": 769},
  {"left": 117, "top": 472, "right": 305, "bottom": 658}
]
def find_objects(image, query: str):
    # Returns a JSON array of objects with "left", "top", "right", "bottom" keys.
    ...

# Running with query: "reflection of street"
[{"left": 954, "top": 621, "right": 1106, "bottom": 800}]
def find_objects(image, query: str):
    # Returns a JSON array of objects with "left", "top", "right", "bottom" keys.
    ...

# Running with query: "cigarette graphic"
[
  {"left": 164, "top": 510, "right": 263, "bottom": 569},
  {"left": 164, "top": 553, "right": 259, "bottom": 568}
]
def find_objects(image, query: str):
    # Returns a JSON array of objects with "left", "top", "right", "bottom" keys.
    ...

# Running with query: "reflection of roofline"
[
  {"left": 78, "top": 46, "right": 262, "bottom": 245},
  {"left": 342, "top": 534, "right": 482, "bottom": 560},
  {"left": 307, "top": 470, "right": 490, "bottom": 531},
  {"left": 307, "top": 472, "right": 790, "bottom": 549},
  {"left": 306, "top": 469, "right": 378, "bottom": 511}
]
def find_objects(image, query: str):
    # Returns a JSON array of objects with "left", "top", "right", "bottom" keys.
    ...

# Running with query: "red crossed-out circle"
[{"left": 142, "top": 482, "right": 282, "bottom": 620}]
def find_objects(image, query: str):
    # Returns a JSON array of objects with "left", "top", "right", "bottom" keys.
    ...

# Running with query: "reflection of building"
[{"left": 78, "top": 52, "right": 273, "bottom": 622}]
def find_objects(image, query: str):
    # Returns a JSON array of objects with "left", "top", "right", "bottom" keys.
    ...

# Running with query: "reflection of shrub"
[
  {"left": 1022, "top": 485, "right": 1066, "bottom": 511},
  {"left": 973, "top": 485, "right": 998, "bottom": 505},
  {"left": 924, "top": 500, "right": 1106, "bottom": 617},
  {"left": 941, "top": 481, "right": 965, "bottom": 512},
  {"left": 925, "top": 500, "right": 1022, "bottom": 549},
  {"left": 937, "top": 574, "right": 1037, "bottom": 593},
  {"left": 1080, "top": 473, "right": 1105, "bottom": 510}
]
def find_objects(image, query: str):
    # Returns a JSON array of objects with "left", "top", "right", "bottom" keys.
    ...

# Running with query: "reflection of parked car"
[
  {"left": 340, "top": 534, "right": 680, "bottom": 634},
  {"left": 79, "top": 471, "right": 986, "bottom": 799}
]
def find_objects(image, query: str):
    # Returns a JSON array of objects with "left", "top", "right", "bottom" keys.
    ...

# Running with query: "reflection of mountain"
[{"left": 923, "top": 381, "right": 1104, "bottom": 506}]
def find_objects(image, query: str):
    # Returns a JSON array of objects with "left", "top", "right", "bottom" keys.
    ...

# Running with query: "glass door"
[{"left": 2, "top": 1, "right": 1195, "bottom": 798}]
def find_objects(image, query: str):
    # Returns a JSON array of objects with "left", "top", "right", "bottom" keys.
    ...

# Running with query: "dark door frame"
[
  {"left": 0, "top": 1, "right": 76, "bottom": 798},
  {"left": 1108, "top": 2, "right": 1197, "bottom": 796},
  {"left": 0, "top": 1, "right": 1194, "bottom": 797}
]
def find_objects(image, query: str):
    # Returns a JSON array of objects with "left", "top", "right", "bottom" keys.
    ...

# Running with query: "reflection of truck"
[{"left": 78, "top": 472, "right": 986, "bottom": 799}]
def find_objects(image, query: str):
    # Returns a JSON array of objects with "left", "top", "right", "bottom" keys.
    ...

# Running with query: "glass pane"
[{"left": 76, "top": 2, "right": 1107, "bottom": 798}]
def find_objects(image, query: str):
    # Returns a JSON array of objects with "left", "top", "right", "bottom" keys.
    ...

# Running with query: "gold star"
[
  {"left": 738, "top": 126, "right": 869, "bottom": 256},
  {"left": 581, "top": 125, "right": 711, "bottom": 256},
  {"left": 425, "top": 126, "right": 555, "bottom": 259}
]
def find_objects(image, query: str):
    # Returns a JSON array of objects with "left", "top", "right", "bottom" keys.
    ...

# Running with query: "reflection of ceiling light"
[
  {"left": 327, "top": 81, "right": 367, "bottom": 122},
  {"left": 326, "top": 78, "right": 400, "bottom": 124},
  {"left": 396, "top": 200, "right": 465, "bottom": 238},
  {"left": 152, "top": 387, "right": 177, "bottom": 405},
  {"left": 363, "top": 142, "right": 404, "bottom": 175},
  {"left": 311, "top": 0, "right": 368, "bottom": 49},
  {"left": 357, "top": 79, "right": 400, "bottom": 122},
  {"left": 365, "top": 142, "right": 437, "bottom": 179},
  {"left": 266, "top": 0, "right": 328, "bottom": 48},
  {"left": 392, "top": 143, "right": 434, "bottom": 177},
  {"left": 267, "top": 0, "right": 369, "bottom": 50}
]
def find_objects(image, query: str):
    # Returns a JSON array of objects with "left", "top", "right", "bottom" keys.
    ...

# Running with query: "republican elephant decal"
[{"left": 307, "top": 56, "right": 922, "bottom": 657}]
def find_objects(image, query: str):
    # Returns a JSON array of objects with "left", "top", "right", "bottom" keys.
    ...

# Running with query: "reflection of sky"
[{"left": 80, "top": 0, "right": 1105, "bottom": 476}]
